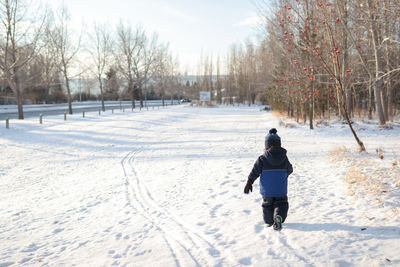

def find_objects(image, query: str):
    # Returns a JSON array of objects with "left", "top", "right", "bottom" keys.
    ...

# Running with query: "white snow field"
[{"left": 1, "top": 105, "right": 399, "bottom": 267}]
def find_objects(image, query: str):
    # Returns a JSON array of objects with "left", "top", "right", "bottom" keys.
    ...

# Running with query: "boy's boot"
[{"left": 273, "top": 215, "right": 283, "bottom": 231}]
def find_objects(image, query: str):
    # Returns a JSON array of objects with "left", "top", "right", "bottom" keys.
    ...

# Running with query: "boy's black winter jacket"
[{"left": 248, "top": 147, "right": 293, "bottom": 183}]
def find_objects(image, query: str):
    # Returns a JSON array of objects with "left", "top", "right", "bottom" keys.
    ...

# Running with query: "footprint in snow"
[
  {"left": 210, "top": 204, "right": 223, "bottom": 217},
  {"left": 254, "top": 221, "right": 266, "bottom": 233},
  {"left": 219, "top": 190, "right": 228, "bottom": 195},
  {"left": 20, "top": 257, "right": 32, "bottom": 264},
  {"left": 243, "top": 209, "right": 251, "bottom": 215},
  {"left": 53, "top": 228, "right": 64, "bottom": 234},
  {"left": 0, "top": 262, "right": 15, "bottom": 267},
  {"left": 21, "top": 243, "right": 40, "bottom": 253},
  {"left": 220, "top": 181, "right": 230, "bottom": 186},
  {"left": 222, "top": 210, "right": 232, "bottom": 217},
  {"left": 115, "top": 233, "right": 122, "bottom": 240},
  {"left": 205, "top": 228, "right": 219, "bottom": 235},
  {"left": 208, "top": 248, "right": 221, "bottom": 257},
  {"left": 239, "top": 257, "right": 252, "bottom": 265}
]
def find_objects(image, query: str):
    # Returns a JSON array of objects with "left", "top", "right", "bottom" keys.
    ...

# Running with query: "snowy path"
[{"left": 1, "top": 105, "right": 399, "bottom": 266}]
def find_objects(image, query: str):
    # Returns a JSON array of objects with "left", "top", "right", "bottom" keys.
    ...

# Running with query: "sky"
[{"left": 58, "top": 0, "right": 262, "bottom": 74}]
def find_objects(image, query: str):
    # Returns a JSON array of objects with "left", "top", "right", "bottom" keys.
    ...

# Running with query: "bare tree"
[
  {"left": 247, "top": 0, "right": 369, "bottom": 150},
  {"left": 0, "top": 0, "right": 45, "bottom": 119},
  {"left": 153, "top": 43, "right": 173, "bottom": 105},
  {"left": 115, "top": 22, "right": 142, "bottom": 108},
  {"left": 216, "top": 55, "right": 222, "bottom": 104},
  {"left": 116, "top": 22, "right": 169, "bottom": 107},
  {"left": 104, "top": 67, "right": 120, "bottom": 100},
  {"left": 366, "top": 0, "right": 386, "bottom": 126},
  {"left": 39, "top": 17, "right": 59, "bottom": 103},
  {"left": 141, "top": 33, "right": 160, "bottom": 107},
  {"left": 50, "top": 5, "right": 80, "bottom": 114},
  {"left": 89, "top": 22, "right": 113, "bottom": 111}
]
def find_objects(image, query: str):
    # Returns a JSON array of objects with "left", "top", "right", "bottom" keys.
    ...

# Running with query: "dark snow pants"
[{"left": 262, "top": 196, "right": 289, "bottom": 225}]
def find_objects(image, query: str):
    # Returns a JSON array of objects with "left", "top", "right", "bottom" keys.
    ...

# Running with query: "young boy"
[{"left": 244, "top": 128, "right": 293, "bottom": 230}]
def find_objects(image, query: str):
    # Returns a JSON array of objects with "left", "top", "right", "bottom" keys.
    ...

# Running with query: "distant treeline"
[
  {"left": 221, "top": 0, "right": 400, "bottom": 128},
  {"left": 0, "top": 0, "right": 184, "bottom": 118}
]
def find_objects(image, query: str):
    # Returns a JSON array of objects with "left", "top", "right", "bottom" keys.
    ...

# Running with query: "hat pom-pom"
[{"left": 269, "top": 128, "right": 277, "bottom": 134}]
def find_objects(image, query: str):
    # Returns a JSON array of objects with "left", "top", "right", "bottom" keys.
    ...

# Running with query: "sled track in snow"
[{"left": 121, "top": 149, "right": 232, "bottom": 267}]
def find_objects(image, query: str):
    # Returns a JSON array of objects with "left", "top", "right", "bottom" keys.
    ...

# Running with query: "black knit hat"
[{"left": 265, "top": 128, "right": 281, "bottom": 148}]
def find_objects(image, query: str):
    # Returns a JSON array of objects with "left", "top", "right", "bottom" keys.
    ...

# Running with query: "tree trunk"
[
  {"left": 129, "top": 81, "right": 135, "bottom": 108},
  {"left": 384, "top": 0, "right": 393, "bottom": 121},
  {"left": 373, "top": 79, "right": 386, "bottom": 125},
  {"left": 368, "top": 79, "right": 373, "bottom": 119},
  {"left": 13, "top": 70, "right": 24, "bottom": 120},
  {"left": 98, "top": 76, "right": 105, "bottom": 112},
  {"left": 338, "top": 78, "right": 366, "bottom": 152},
  {"left": 387, "top": 78, "right": 393, "bottom": 121},
  {"left": 65, "top": 75, "right": 73, "bottom": 115},
  {"left": 139, "top": 86, "right": 143, "bottom": 108},
  {"left": 381, "top": 83, "right": 388, "bottom": 121},
  {"left": 342, "top": 0, "right": 352, "bottom": 118},
  {"left": 296, "top": 95, "right": 300, "bottom": 123},
  {"left": 342, "top": 104, "right": 366, "bottom": 152},
  {"left": 368, "top": 0, "right": 386, "bottom": 126},
  {"left": 309, "top": 85, "right": 314, "bottom": 129},
  {"left": 62, "top": 62, "right": 73, "bottom": 115},
  {"left": 15, "top": 81, "right": 24, "bottom": 120},
  {"left": 309, "top": 65, "right": 314, "bottom": 129}
]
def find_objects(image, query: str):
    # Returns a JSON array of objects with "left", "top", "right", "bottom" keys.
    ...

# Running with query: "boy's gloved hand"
[{"left": 244, "top": 180, "right": 253, "bottom": 194}]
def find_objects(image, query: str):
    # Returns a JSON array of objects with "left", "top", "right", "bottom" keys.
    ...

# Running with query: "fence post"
[
  {"left": 99, "top": 109, "right": 101, "bottom": 115},
  {"left": 6, "top": 118, "right": 9, "bottom": 129},
  {"left": 112, "top": 109, "right": 114, "bottom": 114},
  {"left": 83, "top": 111, "right": 85, "bottom": 118},
  {"left": 123, "top": 108, "right": 125, "bottom": 112},
  {"left": 64, "top": 112, "right": 67, "bottom": 121},
  {"left": 40, "top": 114, "right": 43, "bottom": 124}
]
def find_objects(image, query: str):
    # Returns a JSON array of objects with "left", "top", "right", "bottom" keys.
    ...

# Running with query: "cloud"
[{"left": 233, "top": 16, "right": 263, "bottom": 27}]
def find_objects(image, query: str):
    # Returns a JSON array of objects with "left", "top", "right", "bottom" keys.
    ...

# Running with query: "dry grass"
[
  {"left": 343, "top": 162, "right": 386, "bottom": 198},
  {"left": 191, "top": 101, "right": 215, "bottom": 107},
  {"left": 205, "top": 102, "right": 215, "bottom": 107},
  {"left": 378, "top": 123, "right": 394, "bottom": 129},
  {"left": 329, "top": 146, "right": 351, "bottom": 163},
  {"left": 330, "top": 146, "right": 400, "bottom": 211},
  {"left": 271, "top": 111, "right": 298, "bottom": 128},
  {"left": 315, "top": 119, "right": 330, "bottom": 126},
  {"left": 279, "top": 119, "right": 297, "bottom": 128},
  {"left": 272, "top": 110, "right": 287, "bottom": 117}
]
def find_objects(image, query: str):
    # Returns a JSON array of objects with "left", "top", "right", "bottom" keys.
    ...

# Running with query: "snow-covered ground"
[{"left": 1, "top": 105, "right": 399, "bottom": 266}]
